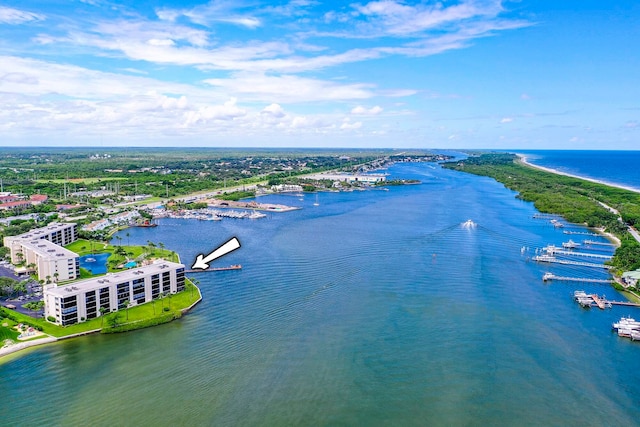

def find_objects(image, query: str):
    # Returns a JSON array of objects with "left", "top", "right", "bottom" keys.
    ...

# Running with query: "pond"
[{"left": 78, "top": 252, "right": 111, "bottom": 275}]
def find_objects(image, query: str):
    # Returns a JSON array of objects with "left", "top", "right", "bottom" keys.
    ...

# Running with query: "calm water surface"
[{"left": 2, "top": 162, "right": 639, "bottom": 426}]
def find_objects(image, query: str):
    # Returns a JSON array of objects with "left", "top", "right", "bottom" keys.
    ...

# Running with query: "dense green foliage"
[
  {"left": 443, "top": 153, "right": 640, "bottom": 272},
  {"left": 0, "top": 277, "right": 26, "bottom": 297},
  {"left": 216, "top": 190, "right": 255, "bottom": 201}
]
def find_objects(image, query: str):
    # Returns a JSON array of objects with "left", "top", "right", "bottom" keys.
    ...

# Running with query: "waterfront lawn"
[
  {"left": 0, "top": 280, "right": 200, "bottom": 338},
  {"left": 65, "top": 240, "right": 180, "bottom": 273},
  {"left": 0, "top": 323, "right": 20, "bottom": 341}
]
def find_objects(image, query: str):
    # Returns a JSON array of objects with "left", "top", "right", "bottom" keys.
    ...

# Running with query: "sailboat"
[{"left": 313, "top": 193, "right": 319, "bottom": 206}]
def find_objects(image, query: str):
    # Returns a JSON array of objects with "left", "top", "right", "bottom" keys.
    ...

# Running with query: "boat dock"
[
  {"left": 583, "top": 240, "right": 615, "bottom": 247},
  {"left": 532, "top": 255, "right": 612, "bottom": 269},
  {"left": 186, "top": 265, "right": 242, "bottom": 273},
  {"left": 543, "top": 245, "right": 612, "bottom": 260},
  {"left": 574, "top": 292, "right": 640, "bottom": 310},
  {"left": 542, "top": 273, "right": 612, "bottom": 284},
  {"left": 563, "top": 230, "right": 600, "bottom": 236},
  {"left": 573, "top": 291, "right": 610, "bottom": 309}
]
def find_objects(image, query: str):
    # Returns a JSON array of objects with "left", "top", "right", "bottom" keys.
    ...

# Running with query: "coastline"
[
  {"left": 1, "top": 281, "right": 202, "bottom": 363},
  {"left": 515, "top": 153, "right": 640, "bottom": 195},
  {"left": 516, "top": 154, "right": 627, "bottom": 247}
]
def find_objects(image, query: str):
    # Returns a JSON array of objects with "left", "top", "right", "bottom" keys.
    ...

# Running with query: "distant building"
[
  {"left": 29, "top": 194, "right": 49, "bottom": 204},
  {"left": 3, "top": 222, "right": 79, "bottom": 282},
  {"left": 0, "top": 200, "right": 32, "bottom": 211},
  {"left": 44, "top": 260, "right": 186, "bottom": 325},
  {"left": 305, "top": 173, "right": 386, "bottom": 184}
]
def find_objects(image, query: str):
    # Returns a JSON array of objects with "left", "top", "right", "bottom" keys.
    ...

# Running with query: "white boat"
[
  {"left": 313, "top": 194, "right": 319, "bottom": 206},
  {"left": 562, "top": 240, "right": 581, "bottom": 249}
]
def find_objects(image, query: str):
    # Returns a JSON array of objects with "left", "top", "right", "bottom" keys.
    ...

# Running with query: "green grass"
[
  {"left": 0, "top": 320, "right": 20, "bottom": 341},
  {"left": 64, "top": 240, "right": 180, "bottom": 274},
  {"left": 0, "top": 280, "right": 200, "bottom": 338}
]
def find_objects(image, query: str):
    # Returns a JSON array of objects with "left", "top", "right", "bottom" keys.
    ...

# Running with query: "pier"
[
  {"left": 543, "top": 245, "right": 612, "bottom": 260},
  {"left": 186, "top": 265, "right": 242, "bottom": 273},
  {"left": 542, "top": 273, "right": 612, "bottom": 284},
  {"left": 574, "top": 293, "right": 640, "bottom": 310},
  {"left": 563, "top": 230, "right": 600, "bottom": 236},
  {"left": 573, "top": 291, "right": 610, "bottom": 309},
  {"left": 532, "top": 255, "right": 612, "bottom": 269},
  {"left": 583, "top": 240, "right": 615, "bottom": 247}
]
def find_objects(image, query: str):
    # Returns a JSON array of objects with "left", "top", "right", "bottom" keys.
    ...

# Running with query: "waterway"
[{"left": 2, "top": 162, "right": 639, "bottom": 426}]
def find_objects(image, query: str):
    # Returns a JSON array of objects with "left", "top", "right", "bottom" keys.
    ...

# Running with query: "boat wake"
[{"left": 461, "top": 219, "right": 477, "bottom": 229}]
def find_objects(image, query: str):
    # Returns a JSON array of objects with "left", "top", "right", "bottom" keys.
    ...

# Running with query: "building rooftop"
[
  {"left": 10, "top": 222, "right": 76, "bottom": 241},
  {"left": 21, "top": 239, "right": 78, "bottom": 260}
]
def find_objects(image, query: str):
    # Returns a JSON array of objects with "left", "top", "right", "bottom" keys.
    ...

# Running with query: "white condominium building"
[
  {"left": 19, "top": 239, "right": 79, "bottom": 282},
  {"left": 3, "top": 222, "right": 78, "bottom": 264},
  {"left": 3, "top": 222, "right": 80, "bottom": 281},
  {"left": 44, "top": 260, "right": 186, "bottom": 326}
]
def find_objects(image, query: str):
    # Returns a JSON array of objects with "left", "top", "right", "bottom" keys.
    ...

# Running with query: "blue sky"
[{"left": 0, "top": 0, "right": 638, "bottom": 149}]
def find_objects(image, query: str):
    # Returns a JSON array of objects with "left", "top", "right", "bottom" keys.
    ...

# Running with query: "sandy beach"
[
  {"left": 0, "top": 336, "right": 57, "bottom": 360},
  {"left": 515, "top": 153, "right": 640, "bottom": 195}
]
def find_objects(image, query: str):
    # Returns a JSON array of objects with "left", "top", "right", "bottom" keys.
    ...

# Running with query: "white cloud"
[
  {"left": 500, "top": 117, "right": 513, "bottom": 123},
  {"left": 261, "top": 103, "right": 286, "bottom": 118},
  {"left": 0, "top": 6, "right": 44, "bottom": 24},
  {"left": 341, "top": 118, "right": 363, "bottom": 130},
  {"left": 157, "top": 2, "right": 261, "bottom": 29},
  {"left": 204, "top": 73, "right": 376, "bottom": 102},
  {"left": 148, "top": 38, "right": 175, "bottom": 47},
  {"left": 351, "top": 105, "right": 383, "bottom": 115}
]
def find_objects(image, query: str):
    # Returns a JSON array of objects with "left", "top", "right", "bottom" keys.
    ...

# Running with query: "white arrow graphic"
[{"left": 191, "top": 237, "right": 241, "bottom": 270}]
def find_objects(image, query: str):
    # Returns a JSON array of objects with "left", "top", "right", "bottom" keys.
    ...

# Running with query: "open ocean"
[
  {"left": 2, "top": 157, "right": 640, "bottom": 426},
  {"left": 515, "top": 150, "right": 640, "bottom": 191}
]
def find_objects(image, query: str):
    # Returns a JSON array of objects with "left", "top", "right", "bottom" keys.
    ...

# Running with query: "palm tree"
[
  {"left": 45, "top": 275, "right": 51, "bottom": 284},
  {"left": 99, "top": 307, "right": 107, "bottom": 326},
  {"left": 123, "top": 299, "right": 130, "bottom": 320},
  {"left": 126, "top": 232, "right": 130, "bottom": 246},
  {"left": 53, "top": 272, "right": 59, "bottom": 283},
  {"left": 190, "top": 278, "right": 199, "bottom": 299},
  {"left": 158, "top": 292, "right": 165, "bottom": 311},
  {"left": 115, "top": 235, "right": 122, "bottom": 246}
]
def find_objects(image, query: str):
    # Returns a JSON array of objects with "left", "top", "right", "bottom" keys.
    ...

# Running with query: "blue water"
[
  {"left": 124, "top": 261, "right": 137, "bottom": 268},
  {"left": 78, "top": 252, "right": 110, "bottom": 275},
  {"left": 1, "top": 162, "right": 639, "bottom": 425},
  {"left": 516, "top": 150, "right": 640, "bottom": 191}
]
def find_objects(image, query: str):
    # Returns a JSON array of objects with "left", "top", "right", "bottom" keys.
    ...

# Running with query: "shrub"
[
  {"left": 47, "top": 316, "right": 56, "bottom": 323},
  {"left": 163, "top": 306, "right": 170, "bottom": 312}
]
